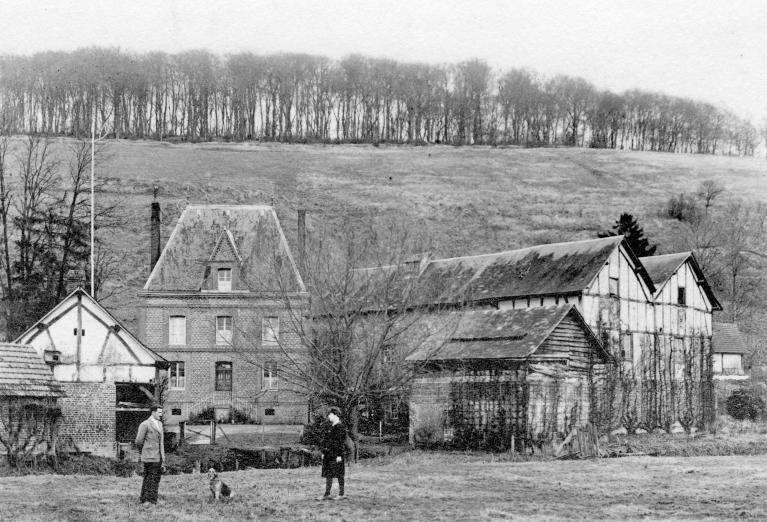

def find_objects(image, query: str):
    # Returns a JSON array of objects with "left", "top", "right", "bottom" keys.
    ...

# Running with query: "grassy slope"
[
  {"left": 38, "top": 138, "right": 766, "bottom": 329},
  {"left": 2, "top": 453, "right": 766, "bottom": 520}
]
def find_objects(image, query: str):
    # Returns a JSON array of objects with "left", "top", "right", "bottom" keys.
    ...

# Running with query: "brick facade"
[
  {"left": 57, "top": 382, "right": 116, "bottom": 457},
  {"left": 142, "top": 294, "right": 309, "bottom": 425}
]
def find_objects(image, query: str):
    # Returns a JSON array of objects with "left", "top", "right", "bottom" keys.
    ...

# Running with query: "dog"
[{"left": 207, "top": 468, "right": 234, "bottom": 501}]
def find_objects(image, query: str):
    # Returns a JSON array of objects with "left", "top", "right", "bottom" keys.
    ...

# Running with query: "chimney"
[
  {"left": 150, "top": 199, "right": 161, "bottom": 272},
  {"left": 297, "top": 209, "right": 306, "bottom": 276}
]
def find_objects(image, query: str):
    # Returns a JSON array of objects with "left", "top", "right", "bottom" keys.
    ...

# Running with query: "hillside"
[{"left": 30, "top": 139, "right": 767, "bottom": 330}]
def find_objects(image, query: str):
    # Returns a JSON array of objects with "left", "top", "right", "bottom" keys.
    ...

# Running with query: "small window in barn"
[
  {"left": 171, "top": 408, "right": 182, "bottom": 416},
  {"left": 261, "top": 365, "right": 278, "bottom": 390},
  {"left": 539, "top": 297, "right": 544, "bottom": 306},
  {"left": 169, "top": 315, "right": 187, "bottom": 345},
  {"left": 216, "top": 316, "right": 233, "bottom": 345},
  {"left": 169, "top": 361, "right": 185, "bottom": 389},
  {"left": 621, "top": 334, "right": 633, "bottom": 363},
  {"left": 264, "top": 408, "right": 275, "bottom": 416},
  {"left": 262, "top": 317, "right": 279, "bottom": 344},
  {"left": 677, "top": 286, "right": 686, "bottom": 306},
  {"left": 609, "top": 277, "right": 619, "bottom": 297},
  {"left": 555, "top": 295, "right": 560, "bottom": 305},
  {"left": 217, "top": 268, "right": 232, "bottom": 291},
  {"left": 564, "top": 296, "right": 569, "bottom": 304},
  {"left": 215, "top": 361, "right": 233, "bottom": 391}
]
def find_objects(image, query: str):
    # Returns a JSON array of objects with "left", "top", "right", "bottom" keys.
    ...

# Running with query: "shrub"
[
  {"left": 662, "top": 193, "right": 700, "bottom": 223},
  {"left": 726, "top": 389, "right": 765, "bottom": 421}
]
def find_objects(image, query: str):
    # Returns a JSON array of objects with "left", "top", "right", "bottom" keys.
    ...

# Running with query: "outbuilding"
[{"left": 15, "top": 288, "right": 166, "bottom": 456}]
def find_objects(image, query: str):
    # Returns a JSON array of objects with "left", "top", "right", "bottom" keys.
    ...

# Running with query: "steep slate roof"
[
  {"left": 407, "top": 305, "right": 606, "bottom": 361},
  {"left": 0, "top": 343, "right": 63, "bottom": 398},
  {"left": 143, "top": 205, "right": 305, "bottom": 293},
  {"left": 713, "top": 323, "right": 748, "bottom": 354},
  {"left": 639, "top": 252, "right": 722, "bottom": 310},
  {"left": 358, "top": 236, "right": 653, "bottom": 306}
]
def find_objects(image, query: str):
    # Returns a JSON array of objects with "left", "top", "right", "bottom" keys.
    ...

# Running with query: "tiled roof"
[
  {"left": 358, "top": 236, "right": 652, "bottom": 306},
  {"left": 713, "top": 323, "right": 748, "bottom": 354},
  {"left": 143, "top": 205, "right": 305, "bottom": 293},
  {"left": 407, "top": 305, "right": 603, "bottom": 361},
  {"left": 639, "top": 252, "right": 722, "bottom": 310},
  {"left": 0, "top": 343, "right": 63, "bottom": 398},
  {"left": 641, "top": 253, "right": 691, "bottom": 286}
]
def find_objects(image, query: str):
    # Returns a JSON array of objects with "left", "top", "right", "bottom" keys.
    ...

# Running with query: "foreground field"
[{"left": 2, "top": 452, "right": 766, "bottom": 521}]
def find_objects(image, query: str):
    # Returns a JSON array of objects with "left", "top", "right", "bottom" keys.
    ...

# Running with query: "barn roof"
[
  {"left": 713, "top": 323, "right": 748, "bottom": 355},
  {"left": 357, "top": 236, "right": 653, "bottom": 306},
  {"left": 639, "top": 252, "right": 722, "bottom": 310},
  {"left": 0, "top": 343, "right": 63, "bottom": 398},
  {"left": 406, "top": 305, "right": 606, "bottom": 361},
  {"left": 143, "top": 205, "right": 305, "bottom": 293}
]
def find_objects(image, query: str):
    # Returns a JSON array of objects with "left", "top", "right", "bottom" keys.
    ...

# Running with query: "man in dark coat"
[
  {"left": 320, "top": 406, "right": 347, "bottom": 500},
  {"left": 135, "top": 404, "right": 166, "bottom": 504}
]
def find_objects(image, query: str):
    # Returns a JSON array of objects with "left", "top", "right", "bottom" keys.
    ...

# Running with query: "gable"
[
  {"left": 585, "top": 242, "right": 654, "bottom": 302},
  {"left": 209, "top": 230, "right": 242, "bottom": 263},
  {"left": 643, "top": 255, "right": 721, "bottom": 311},
  {"left": 15, "top": 289, "right": 164, "bottom": 382}
]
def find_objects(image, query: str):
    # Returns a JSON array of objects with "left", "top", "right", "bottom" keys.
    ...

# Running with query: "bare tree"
[
  {"left": 696, "top": 180, "right": 725, "bottom": 217},
  {"left": 235, "top": 218, "right": 460, "bottom": 455}
]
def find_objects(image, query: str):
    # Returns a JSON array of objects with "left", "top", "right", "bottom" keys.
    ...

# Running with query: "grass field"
[
  {"left": 2, "top": 451, "right": 766, "bottom": 521},
  {"left": 4, "top": 137, "right": 767, "bottom": 328}
]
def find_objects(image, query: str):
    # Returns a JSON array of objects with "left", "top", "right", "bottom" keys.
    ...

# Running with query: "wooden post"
[
  {"left": 179, "top": 421, "right": 185, "bottom": 445},
  {"left": 210, "top": 420, "right": 216, "bottom": 445}
]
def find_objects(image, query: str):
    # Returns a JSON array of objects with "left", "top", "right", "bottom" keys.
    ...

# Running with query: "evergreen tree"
[{"left": 599, "top": 213, "right": 657, "bottom": 257}]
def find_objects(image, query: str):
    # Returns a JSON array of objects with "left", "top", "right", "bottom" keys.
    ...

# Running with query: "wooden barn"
[
  {"left": 15, "top": 288, "right": 166, "bottom": 456},
  {"left": 406, "top": 305, "right": 609, "bottom": 448},
  {"left": 360, "top": 236, "right": 721, "bottom": 439}
]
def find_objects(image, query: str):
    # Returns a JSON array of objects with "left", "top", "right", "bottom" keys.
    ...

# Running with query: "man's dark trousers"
[{"left": 140, "top": 462, "right": 162, "bottom": 503}]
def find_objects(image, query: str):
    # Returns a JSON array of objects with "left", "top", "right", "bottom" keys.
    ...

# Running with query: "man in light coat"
[{"left": 135, "top": 405, "right": 166, "bottom": 504}]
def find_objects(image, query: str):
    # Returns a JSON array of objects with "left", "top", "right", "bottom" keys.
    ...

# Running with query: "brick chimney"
[
  {"left": 150, "top": 199, "right": 161, "bottom": 272},
  {"left": 297, "top": 209, "right": 306, "bottom": 277}
]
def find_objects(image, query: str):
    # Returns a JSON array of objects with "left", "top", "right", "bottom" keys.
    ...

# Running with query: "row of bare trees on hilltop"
[{"left": 0, "top": 49, "right": 760, "bottom": 155}]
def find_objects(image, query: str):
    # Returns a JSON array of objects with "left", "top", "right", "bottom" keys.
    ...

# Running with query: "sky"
[{"left": 1, "top": 0, "right": 766, "bottom": 123}]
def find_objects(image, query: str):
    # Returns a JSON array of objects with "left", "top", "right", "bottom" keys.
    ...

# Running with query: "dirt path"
[{"left": 1, "top": 453, "right": 765, "bottom": 520}]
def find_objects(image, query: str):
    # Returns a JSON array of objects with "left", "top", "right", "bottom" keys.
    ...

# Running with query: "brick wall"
[
  {"left": 144, "top": 294, "right": 309, "bottom": 425},
  {"left": 58, "top": 381, "right": 116, "bottom": 457}
]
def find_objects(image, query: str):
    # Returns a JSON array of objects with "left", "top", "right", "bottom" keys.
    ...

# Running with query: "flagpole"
[{"left": 90, "top": 107, "right": 95, "bottom": 297}]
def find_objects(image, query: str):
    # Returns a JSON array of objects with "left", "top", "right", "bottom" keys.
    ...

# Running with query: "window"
[
  {"left": 169, "top": 316, "right": 186, "bottom": 345},
  {"left": 387, "top": 401, "right": 399, "bottom": 421},
  {"left": 215, "top": 362, "right": 232, "bottom": 391},
  {"left": 169, "top": 361, "right": 185, "bottom": 389},
  {"left": 609, "top": 277, "right": 619, "bottom": 297},
  {"left": 216, "top": 316, "right": 233, "bottom": 345},
  {"left": 262, "top": 365, "right": 278, "bottom": 390},
  {"left": 712, "top": 354, "right": 723, "bottom": 374},
  {"left": 382, "top": 345, "right": 396, "bottom": 366},
  {"left": 171, "top": 408, "right": 182, "bottom": 416},
  {"left": 677, "top": 286, "right": 686, "bottom": 306},
  {"left": 621, "top": 334, "right": 633, "bottom": 363},
  {"left": 262, "top": 317, "right": 279, "bottom": 344},
  {"left": 264, "top": 408, "right": 275, "bottom": 416},
  {"left": 218, "top": 268, "right": 232, "bottom": 291}
]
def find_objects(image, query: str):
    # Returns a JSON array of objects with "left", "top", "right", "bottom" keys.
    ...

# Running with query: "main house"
[{"left": 138, "top": 204, "right": 309, "bottom": 425}]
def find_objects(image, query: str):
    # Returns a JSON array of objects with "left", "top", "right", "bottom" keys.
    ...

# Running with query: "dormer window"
[{"left": 218, "top": 268, "right": 232, "bottom": 291}]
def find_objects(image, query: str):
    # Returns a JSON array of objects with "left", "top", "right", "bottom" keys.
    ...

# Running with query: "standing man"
[
  {"left": 135, "top": 404, "right": 165, "bottom": 505},
  {"left": 319, "top": 406, "right": 347, "bottom": 500}
]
